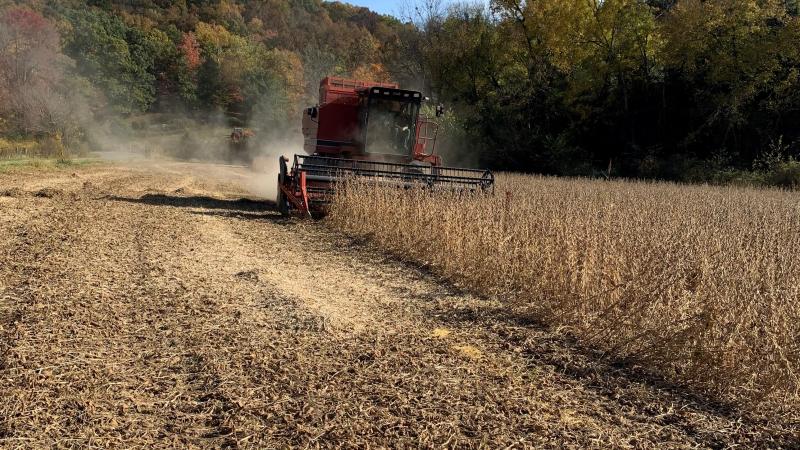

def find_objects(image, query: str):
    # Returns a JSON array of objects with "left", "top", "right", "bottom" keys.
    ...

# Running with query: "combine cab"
[{"left": 277, "top": 77, "right": 494, "bottom": 216}]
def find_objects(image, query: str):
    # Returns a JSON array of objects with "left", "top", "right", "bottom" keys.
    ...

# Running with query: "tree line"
[
  {"left": 1, "top": 0, "right": 799, "bottom": 184},
  {"left": 403, "top": 0, "right": 800, "bottom": 184},
  {"left": 0, "top": 0, "right": 406, "bottom": 151}
]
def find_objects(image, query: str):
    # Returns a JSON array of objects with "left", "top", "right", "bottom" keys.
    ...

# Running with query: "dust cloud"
[
  {"left": 84, "top": 110, "right": 303, "bottom": 202},
  {"left": 79, "top": 80, "right": 475, "bottom": 205},
  {"left": 246, "top": 138, "right": 300, "bottom": 200}
]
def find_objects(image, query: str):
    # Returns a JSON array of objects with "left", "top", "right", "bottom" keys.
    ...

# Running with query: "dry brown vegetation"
[
  {"left": 328, "top": 174, "right": 800, "bottom": 414},
  {"left": 4, "top": 164, "right": 800, "bottom": 446}
]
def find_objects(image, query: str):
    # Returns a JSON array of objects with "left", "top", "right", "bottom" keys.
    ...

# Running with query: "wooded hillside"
[{"left": 1, "top": 0, "right": 800, "bottom": 184}]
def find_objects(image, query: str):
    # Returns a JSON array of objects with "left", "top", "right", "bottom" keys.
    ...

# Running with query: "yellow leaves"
[
  {"left": 119, "top": 11, "right": 156, "bottom": 31},
  {"left": 193, "top": 20, "right": 306, "bottom": 114},
  {"left": 195, "top": 22, "right": 241, "bottom": 52},
  {"left": 525, "top": 0, "right": 595, "bottom": 71},
  {"left": 662, "top": 0, "right": 798, "bottom": 105},
  {"left": 773, "top": 67, "right": 800, "bottom": 106},
  {"left": 216, "top": 0, "right": 243, "bottom": 22},
  {"left": 351, "top": 63, "right": 392, "bottom": 84},
  {"left": 263, "top": 48, "right": 306, "bottom": 108},
  {"left": 498, "top": 0, "right": 659, "bottom": 78},
  {"left": 248, "top": 17, "right": 264, "bottom": 34}
]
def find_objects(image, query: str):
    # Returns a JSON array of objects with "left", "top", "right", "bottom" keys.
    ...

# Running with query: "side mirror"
[{"left": 435, "top": 104, "right": 444, "bottom": 117}]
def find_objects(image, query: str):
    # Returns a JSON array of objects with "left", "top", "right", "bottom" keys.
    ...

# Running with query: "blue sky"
[
  {"left": 324, "top": 0, "right": 489, "bottom": 17},
  {"left": 336, "top": 0, "right": 407, "bottom": 17},
  {"left": 330, "top": 0, "right": 487, "bottom": 19}
]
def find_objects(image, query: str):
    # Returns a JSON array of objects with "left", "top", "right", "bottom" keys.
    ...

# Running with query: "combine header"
[{"left": 277, "top": 77, "right": 494, "bottom": 216}]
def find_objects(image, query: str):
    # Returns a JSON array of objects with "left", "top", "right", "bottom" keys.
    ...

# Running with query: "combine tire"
[
  {"left": 277, "top": 156, "right": 290, "bottom": 216},
  {"left": 480, "top": 170, "right": 495, "bottom": 193}
]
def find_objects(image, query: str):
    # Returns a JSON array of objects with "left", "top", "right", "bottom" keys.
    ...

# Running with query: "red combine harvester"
[{"left": 277, "top": 77, "right": 494, "bottom": 216}]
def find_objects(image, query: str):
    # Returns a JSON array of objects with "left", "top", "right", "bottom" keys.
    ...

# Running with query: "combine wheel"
[
  {"left": 277, "top": 156, "right": 290, "bottom": 216},
  {"left": 480, "top": 170, "right": 495, "bottom": 193}
]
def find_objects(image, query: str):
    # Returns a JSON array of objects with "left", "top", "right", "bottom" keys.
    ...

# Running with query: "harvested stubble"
[{"left": 328, "top": 174, "right": 800, "bottom": 413}]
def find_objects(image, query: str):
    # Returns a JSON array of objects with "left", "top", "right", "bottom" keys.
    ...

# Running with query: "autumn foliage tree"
[
  {"left": 406, "top": 0, "right": 800, "bottom": 180},
  {"left": 3, "top": 0, "right": 795, "bottom": 181},
  {"left": 179, "top": 32, "right": 202, "bottom": 71},
  {"left": 0, "top": 7, "right": 67, "bottom": 136}
]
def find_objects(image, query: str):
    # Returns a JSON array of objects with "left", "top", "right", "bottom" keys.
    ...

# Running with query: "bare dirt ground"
[{"left": 0, "top": 161, "right": 796, "bottom": 449}]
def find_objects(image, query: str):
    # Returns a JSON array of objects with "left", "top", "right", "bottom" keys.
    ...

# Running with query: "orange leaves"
[
  {"left": 351, "top": 63, "right": 392, "bottom": 84},
  {"left": 178, "top": 33, "right": 201, "bottom": 71}
]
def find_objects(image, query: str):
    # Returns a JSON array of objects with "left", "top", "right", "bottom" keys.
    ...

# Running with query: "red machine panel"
[
  {"left": 312, "top": 77, "right": 400, "bottom": 156},
  {"left": 319, "top": 77, "right": 397, "bottom": 103}
]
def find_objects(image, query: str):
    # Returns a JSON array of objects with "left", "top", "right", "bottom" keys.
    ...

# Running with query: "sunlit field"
[{"left": 329, "top": 174, "right": 800, "bottom": 413}]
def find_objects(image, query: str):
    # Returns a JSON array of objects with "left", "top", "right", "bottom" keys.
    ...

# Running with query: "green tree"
[
  {"left": 62, "top": 7, "right": 158, "bottom": 114},
  {"left": 194, "top": 22, "right": 303, "bottom": 125},
  {"left": 661, "top": 0, "right": 800, "bottom": 162}
]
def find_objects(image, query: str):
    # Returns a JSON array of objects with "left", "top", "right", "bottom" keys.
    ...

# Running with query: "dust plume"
[
  {"left": 79, "top": 102, "right": 304, "bottom": 202},
  {"left": 245, "top": 137, "right": 302, "bottom": 200}
]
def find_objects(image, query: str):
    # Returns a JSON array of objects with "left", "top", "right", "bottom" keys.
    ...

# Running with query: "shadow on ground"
[
  {"left": 109, "top": 193, "right": 276, "bottom": 210},
  {"left": 107, "top": 194, "right": 296, "bottom": 225}
]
